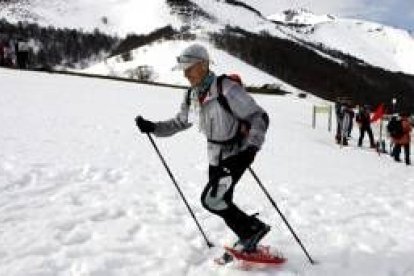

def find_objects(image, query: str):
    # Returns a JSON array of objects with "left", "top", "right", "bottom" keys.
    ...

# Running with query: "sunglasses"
[{"left": 176, "top": 54, "right": 205, "bottom": 64}]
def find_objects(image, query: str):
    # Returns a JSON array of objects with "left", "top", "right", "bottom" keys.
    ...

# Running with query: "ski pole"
[
  {"left": 248, "top": 167, "right": 316, "bottom": 264},
  {"left": 145, "top": 133, "right": 214, "bottom": 248}
]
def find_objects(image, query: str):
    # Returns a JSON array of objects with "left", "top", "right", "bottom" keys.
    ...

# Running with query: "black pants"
[
  {"left": 17, "top": 52, "right": 29, "bottom": 69},
  {"left": 335, "top": 122, "right": 348, "bottom": 145},
  {"left": 358, "top": 125, "right": 375, "bottom": 147},
  {"left": 393, "top": 144, "right": 411, "bottom": 164},
  {"left": 348, "top": 119, "right": 353, "bottom": 137},
  {"left": 201, "top": 152, "right": 263, "bottom": 240}
]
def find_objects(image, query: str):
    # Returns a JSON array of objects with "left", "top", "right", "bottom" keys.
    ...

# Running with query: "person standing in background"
[
  {"left": 356, "top": 105, "right": 375, "bottom": 148},
  {"left": 392, "top": 112, "right": 412, "bottom": 165}
]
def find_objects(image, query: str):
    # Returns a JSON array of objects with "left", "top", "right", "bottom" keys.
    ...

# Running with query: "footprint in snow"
[{"left": 89, "top": 209, "right": 126, "bottom": 222}]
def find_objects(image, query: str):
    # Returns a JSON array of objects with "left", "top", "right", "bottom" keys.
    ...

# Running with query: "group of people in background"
[
  {"left": 335, "top": 98, "right": 412, "bottom": 166},
  {"left": 0, "top": 36, "right": 30, "bottom": 69}
]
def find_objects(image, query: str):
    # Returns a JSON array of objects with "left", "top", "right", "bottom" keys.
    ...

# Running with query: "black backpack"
[{"left": 387, "top": 116, "right": 404, "bottom": 139}]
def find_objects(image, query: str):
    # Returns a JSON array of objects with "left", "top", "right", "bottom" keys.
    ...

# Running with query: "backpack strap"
[
  {"left": 185, "top": 87, "right": 192, "bottom": 107},
  {"left": 216, "top": 74, "right": 233, "bottom": 115},
  {"left": 207, "top": 75, "right": 247, "bottom": 146},
  {"left": 186, "top": 74, "right": 238, "bottom": 112}
]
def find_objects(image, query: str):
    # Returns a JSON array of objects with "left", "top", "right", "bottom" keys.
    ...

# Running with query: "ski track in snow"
[{"left": 0, "top": 68, "right": 414, "bottom": 275}]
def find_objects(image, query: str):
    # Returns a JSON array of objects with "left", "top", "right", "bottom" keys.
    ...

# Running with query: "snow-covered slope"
[
  {"left": 0, "top": 0, "right": 288, "bottom": 38},
  {"left": 0, "top": 0, "right": 181, "bottom": 36},
  {"left": 269, "top": 9, "right": 414, "bottom": 75},
  {"left": 83, "top": 39, "right": 301, "bottom": 92},
  {"left": 1, "top": 1, "right": 414, "bottom": 75},
  {"left": 189, "top": 0, "right": 288, "bottom": 38},
  {"left": 1, "top": 68, "right": 414, "bottom": 276},
  {"left": 269, "top": 9, "right": 335, "bottom": 25}
]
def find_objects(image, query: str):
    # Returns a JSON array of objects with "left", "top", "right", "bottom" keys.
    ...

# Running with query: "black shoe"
[
  {"left": 241, "top": 223, "right": 271, "bottom": 252},
  {"left": 395, "top": 158, "right": 401, "bottom": 162}
]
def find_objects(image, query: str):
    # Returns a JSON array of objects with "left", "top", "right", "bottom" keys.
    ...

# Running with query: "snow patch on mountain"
[
  {"left": 0, "top": 0, "right": 181, "bottom": 36},
  {"left": 82, "top": 39, "right": 301, "bottom": 93},
  {"left": 268, "top": 9, "right": 335, "bottom": 25},
  {"left": 269, "top": 9, "right": 414, "bottom": 75}
]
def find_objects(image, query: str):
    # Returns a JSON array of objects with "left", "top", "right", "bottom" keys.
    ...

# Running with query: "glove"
[
  {"left": 242, "top": 145, "right": 258, "bottom": 165},
  {"left": 218, "top": 145, "right": 258, "bottom": 175},
  {"left": 135, "top": 116, "right": 155, "bottom": 133}
]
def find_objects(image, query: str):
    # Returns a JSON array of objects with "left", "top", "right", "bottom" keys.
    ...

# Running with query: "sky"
[{"left": 243, "top": 0, "right": 414, "bottom": 31}]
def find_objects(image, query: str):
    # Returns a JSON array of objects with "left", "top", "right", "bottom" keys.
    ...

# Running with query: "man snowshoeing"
[{"left": 135, "top": 44, "right": 270, "bottom": 262}]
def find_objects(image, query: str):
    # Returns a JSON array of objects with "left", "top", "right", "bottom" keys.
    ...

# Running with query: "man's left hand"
[{"left": 241, "top": 145, "right": 258, "bottom": 165}]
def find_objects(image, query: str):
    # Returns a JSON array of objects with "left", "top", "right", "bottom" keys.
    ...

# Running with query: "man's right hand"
[{"left": 135, "top": 116, "right": 155, "bottom": 133}]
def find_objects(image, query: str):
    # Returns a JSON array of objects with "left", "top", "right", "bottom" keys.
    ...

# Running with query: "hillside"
[
  {"left": 2, "top": 0, "right": 413, "bottom": 75},
  {"left": 1, "top": 0, "right": 414, "bottom": 111},
  {"left": 82, "top": 39, "right": 302, "bottom": 93},
  {"left": 269, "top": 9, "right": 414, "bottom": 76},
  {"left": 0, "top": 0, "right": 181, "bottom": 36}
]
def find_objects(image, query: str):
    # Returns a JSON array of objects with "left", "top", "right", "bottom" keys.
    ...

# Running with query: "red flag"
[{"left": 370, "top": 103, "right": 385, "bottom": 123}]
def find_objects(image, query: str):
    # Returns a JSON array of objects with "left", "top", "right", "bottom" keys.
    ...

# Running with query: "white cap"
[{"left": 173, "top": 43, "right": 210, "bottom": 70}]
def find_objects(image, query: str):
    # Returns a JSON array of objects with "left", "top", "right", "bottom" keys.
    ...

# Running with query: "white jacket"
[{"left": 153, "top": 76, "right": 268, "bottom": 166}]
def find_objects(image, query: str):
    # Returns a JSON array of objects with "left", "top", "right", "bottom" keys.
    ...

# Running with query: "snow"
[
  {"left": 305, "top": 18, "right": 414, "bottom": 74},
  {"left": 191, "top": 0, "right": 264, "bottom": 31},
  {"left": 2, "top": 0, "right": 414, "bottom": 76},
  {"left": 269, "top": 10, "right": 414, "bottom": 75},
  {"left": 1, "top": 67, "right": 414, "bottom": 275},
  {"left": 82, "top": 39, "right": 301, "bottom": 93},
  {"left": 190, "top": 0, "right": 290, "bottom": 39},
  {"left": 0, "top": 0, "right": 181, "bottom": 37},
  {"left": 268, "top": 9, "right": 334, "bottom": 25}
]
